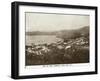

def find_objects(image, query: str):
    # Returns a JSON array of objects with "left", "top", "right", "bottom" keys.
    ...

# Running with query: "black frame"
[{"left": 11, "top": 1, "right": 98, "bottom": 79}]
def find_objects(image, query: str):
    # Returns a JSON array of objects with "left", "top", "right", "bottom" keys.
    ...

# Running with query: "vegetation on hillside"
[{"left": 26, "top": 26, "right": 89, "bottom": 65}]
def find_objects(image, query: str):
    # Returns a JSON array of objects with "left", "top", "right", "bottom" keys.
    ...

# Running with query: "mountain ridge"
[{"left": 26, "top": 26, "right": 89, "bottom": 39}]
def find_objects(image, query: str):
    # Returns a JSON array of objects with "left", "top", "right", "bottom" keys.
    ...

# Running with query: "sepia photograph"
[
  {"left": 11, "top": 2, "right": 97, "bottom": 79},
  {"left": 25, "top": 12, "right": 90, "bottom": 65}
]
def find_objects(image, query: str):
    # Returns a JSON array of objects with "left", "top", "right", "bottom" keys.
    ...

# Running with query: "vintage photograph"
[
  {"left": 11, "top": 2, "right": 97, "bottom": 78},
  {"left": 25, "top": 12, "right": 90, "bottom": 65}
]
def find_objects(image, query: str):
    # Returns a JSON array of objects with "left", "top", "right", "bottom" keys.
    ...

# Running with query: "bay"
[{"left": 26, "top": 35, "right": 63, "bottom": 45}]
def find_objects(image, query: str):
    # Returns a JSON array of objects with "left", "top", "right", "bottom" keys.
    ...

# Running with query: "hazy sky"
[{"left": 26, "top": 12, "right": 89, "bottom": 32}]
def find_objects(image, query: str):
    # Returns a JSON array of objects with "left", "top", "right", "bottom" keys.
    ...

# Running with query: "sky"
[{"left": 25, "top": 12, "right": 89, "bottom": 32}]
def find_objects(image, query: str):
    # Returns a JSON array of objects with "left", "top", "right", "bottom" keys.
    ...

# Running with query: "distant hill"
[
  {"left": 56, "top": 26, "right": 89, "bottom": 39},
  {"left": 26, "top": 31, "right": 56, "bottom": 35},
  {"left": 78, "top": 26, "right": 89, "bottom": 36},
  {"left": 26, "top": 26, "right": 89, "bottom": 39}
]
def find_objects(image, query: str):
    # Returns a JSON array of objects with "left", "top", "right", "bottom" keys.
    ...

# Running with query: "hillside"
[
  {"left": 56, "top": 26, "right": 89, "bottom": 39},
  {"left": 26, "top": 26, "right": 89, "bottom": 40}
]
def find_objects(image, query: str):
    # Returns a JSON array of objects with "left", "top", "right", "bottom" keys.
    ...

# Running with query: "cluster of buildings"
[{"left": 26, "top": 36, "right": 89, "bottom": 56}]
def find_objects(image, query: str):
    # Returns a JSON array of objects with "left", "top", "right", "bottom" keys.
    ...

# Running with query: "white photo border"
[{"left": 19, "top": 5, "right": 96, "bottom": 76}]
